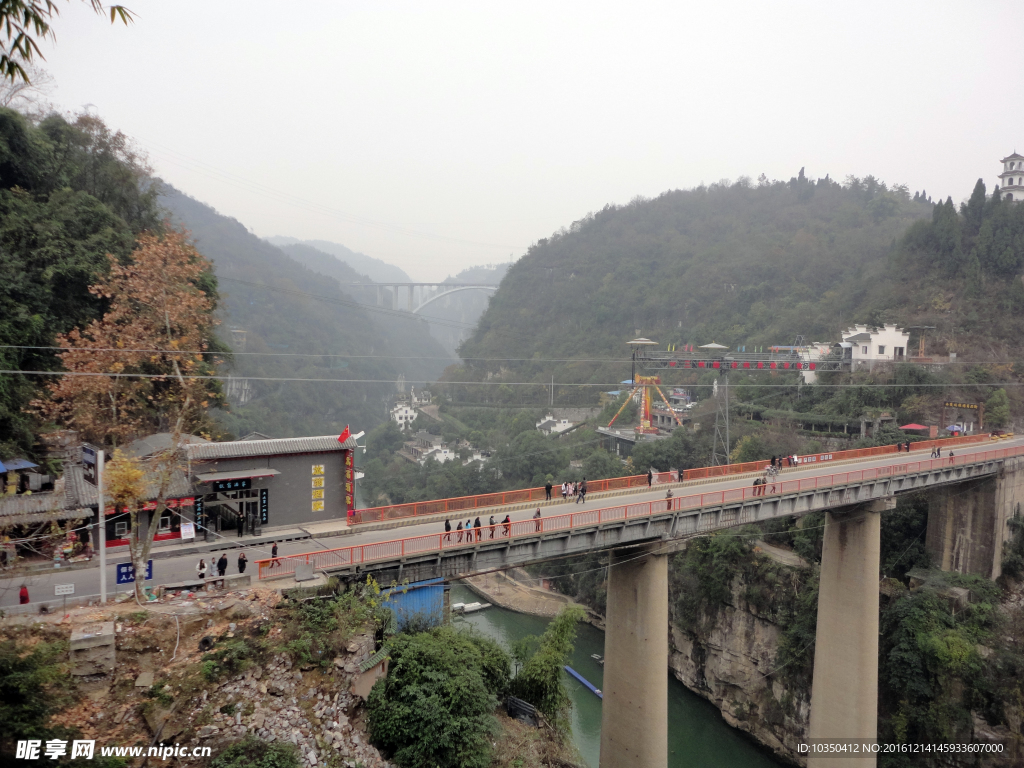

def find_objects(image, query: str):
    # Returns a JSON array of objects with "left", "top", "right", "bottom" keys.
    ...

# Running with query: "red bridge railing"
[
  {"left": 260, "top": 439, "right": 1019, "bottom": 580},
  {"left": 347, "top": 434, "right": 992, "bottom": 525}
]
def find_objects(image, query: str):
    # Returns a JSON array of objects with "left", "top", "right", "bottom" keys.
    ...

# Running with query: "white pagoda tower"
[{"left": 999, "top": 153, "right": 1024, "bottom": 201}]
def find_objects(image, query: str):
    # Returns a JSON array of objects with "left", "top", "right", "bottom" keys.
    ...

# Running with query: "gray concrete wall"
[
  {"left": 599, "top": 544, "right": 668, "bottom": 768},
  {"left": 191, "top": 450, "right": 349, "bottom": 530}
]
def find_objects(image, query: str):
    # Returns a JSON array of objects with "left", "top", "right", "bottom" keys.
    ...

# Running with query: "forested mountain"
[
  {"left": 458, "top": 172, "right": 1024, "bottom": 392},
  {"left": 460, "top": 173, "right": 935, "bottom": 388},
  {"left": 0, "top": 109, "right": 164, "bottom": 456},
  {"left": 159, "top": 187, "right": 453, "bottom": 438},
  {"left": 265, "top": 236, "right": 411, "bottom": 283}
]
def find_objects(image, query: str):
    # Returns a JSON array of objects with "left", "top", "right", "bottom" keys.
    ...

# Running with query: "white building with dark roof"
[
  {"left": 1000, "top": 153, "right": 1024, "bottom": 201},
  {"left": 842, "top": 324, "right": 910, "bottom": 370}
]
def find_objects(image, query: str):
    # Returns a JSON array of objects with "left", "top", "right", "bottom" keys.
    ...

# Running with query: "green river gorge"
[{"left": 449, "top": 585, "right": 784, "bottom": 768}]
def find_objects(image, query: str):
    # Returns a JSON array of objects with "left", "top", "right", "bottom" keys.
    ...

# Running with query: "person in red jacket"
[{"left": 19, "top": 585, "right": 29, "bottom": 604}]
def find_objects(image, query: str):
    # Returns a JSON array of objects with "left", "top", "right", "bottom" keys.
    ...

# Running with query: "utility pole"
[{"left": 97, "top": 449, "right": 106, "bottom": 604}]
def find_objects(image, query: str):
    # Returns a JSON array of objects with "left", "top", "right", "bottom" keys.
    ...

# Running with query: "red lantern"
[
  {"left": 743, "top": 362, "right": 750, "bottom": 369},
  {"left": 669, "top": 361, "right": 677, "bottom": 367},
  {"left": 731, "top": 361, "right": 738, "bottom": 369},
  {"left": 809, "top": 362, "right": 816, "bottom": 370},
  {"left": 712, "top": 361, "right": 720, "bottom": 369},
  {"left": 770, "top": 362, "right": 777, "bottom": 369},
  {"left": 756, "top": 362, "right": 764, "bottom": 369},
  {"left": 783, "top": 362, "right": 790, "bottom": 369},
  {"left": 698, "top": 361, "right": 705, "bottom": 368}
]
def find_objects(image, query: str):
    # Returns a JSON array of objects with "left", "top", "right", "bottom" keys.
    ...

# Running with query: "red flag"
[{"left": 338, "top": 425, "right": 351, "bottom": 443}]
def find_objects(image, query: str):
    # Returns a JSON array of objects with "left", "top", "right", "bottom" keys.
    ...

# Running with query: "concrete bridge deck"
[{"left": 260, "top": 437, "right": 1024, "bottom": 584}]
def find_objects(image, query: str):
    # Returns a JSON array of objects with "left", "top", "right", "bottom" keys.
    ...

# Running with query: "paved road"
[{"left": 2, "top": 437, "right": 1016, "bottom": 608}]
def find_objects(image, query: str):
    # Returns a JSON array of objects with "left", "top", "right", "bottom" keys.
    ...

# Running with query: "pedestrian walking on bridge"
[
  {"left": 503, "top": 515, "right": 511, "bottom": 537},
  {"left": 217, "top": 553, "right": 228, "bottom": 577},
  {"left": 533, "top": 508, "right": 542, "bottom": 532},
  {"left": 647, "top": 469, "right": 653, "bottom": 487},
  {"left": 443, "top": 519, "right": 451, "bottom": 543},
  {"left": 545, "top": 481, "right": 552, "bottom": 501},
  {"left": 238, "top": 551, "right": 248, "bottom": 574},
  {"left": 474, "top": 517, "right": 482, "bottom": 541},
  {"left": 489, "top": 515, "right": 496, "bottom": 539},
  {"left": 577, "top": 478, "right": 587, "bottom": 504},
  {"left": 456, "top": 521, "right": 464, "bottom": 543}
]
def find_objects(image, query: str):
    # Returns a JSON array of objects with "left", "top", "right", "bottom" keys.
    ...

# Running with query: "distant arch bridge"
[{"left": 343, "top": 283, "right": 498, "bottom": 314}]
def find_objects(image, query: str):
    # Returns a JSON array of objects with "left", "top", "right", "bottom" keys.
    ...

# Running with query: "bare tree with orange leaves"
[
  {"left": 32, "top": 229, "right": 224, "bottom": 595},
  {"left": 33, "top": 228, "right": 223, "bottom": 446}
]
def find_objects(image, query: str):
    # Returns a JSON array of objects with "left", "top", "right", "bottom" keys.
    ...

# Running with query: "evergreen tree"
[
  {"left": 960, "top": 179, "right": 987, "bottom": 238},
  {"left": 932, "top": 197, "right": 964, "bottom": 275}
]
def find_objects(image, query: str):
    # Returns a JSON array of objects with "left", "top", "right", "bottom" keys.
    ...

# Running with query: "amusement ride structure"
[{"left": 605, "top": 337, "right": 857, "bottom": 464}]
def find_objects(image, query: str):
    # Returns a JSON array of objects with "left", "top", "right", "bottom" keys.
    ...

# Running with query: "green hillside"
[
  {"left": 462, "top": 172, "right": 934, "bottom": 380},
  {"left": 0, "top": 109, "right": 163, "bottom": 456},
  {"left": 159, "top": 187, "right": 452, "bottom": 438},
  {"left": 266, "top": 236, "right": 411, "bottom": 283},
  {"left": 460, "top": 172, "right": 1024, "bottom": 392}
]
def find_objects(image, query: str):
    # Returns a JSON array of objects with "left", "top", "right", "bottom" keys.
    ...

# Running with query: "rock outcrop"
[{"left": 669, "top": 574, "right": 810, "bottom": 765}]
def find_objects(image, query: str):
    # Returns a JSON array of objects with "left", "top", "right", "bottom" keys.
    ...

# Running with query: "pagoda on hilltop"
[{"left": 999, "top": 152, "right": 1024, "bottom": 201}]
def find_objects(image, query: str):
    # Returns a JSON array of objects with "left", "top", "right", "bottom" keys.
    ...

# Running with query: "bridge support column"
[
  {"left": 599, "top": 543, "right": 668, "bottom": 768},
  {"left": 807, "top": 498, "right": 890, "bottom": 768},
  {"left": 926, "top": 457, "right": 1024, "bottom": 579}
]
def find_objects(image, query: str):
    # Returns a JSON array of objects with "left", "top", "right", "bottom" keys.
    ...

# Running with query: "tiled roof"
[
  {"left": 121, "top": 433, "right": 209, "bottom": 460},
  {"left": 359, "top": 647, "right": 390, "bottom": 673},
  {"left": 2, "top": 459, "right": 191, "bottom": 525},
  {"left": 64, "top": 463, "right": 191, "bottom": 506},
  {"left": 0, "top": 492, "right": 88, "bottom": 522},
  {"left": 187, "top": 434, "right": 356, "bottom": 460}
]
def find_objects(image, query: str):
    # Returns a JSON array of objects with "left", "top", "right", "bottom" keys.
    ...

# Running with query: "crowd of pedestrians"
[
  {"left": 444, "top": 514, "right": 513, "bottom": 543},
  {"left": 556, "top": 479, "right": 589, "bottom": 502}
]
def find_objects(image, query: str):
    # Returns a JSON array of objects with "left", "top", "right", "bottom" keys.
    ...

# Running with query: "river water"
[{"left": 450, "top": 585, "right": 783, "bottom": 768}]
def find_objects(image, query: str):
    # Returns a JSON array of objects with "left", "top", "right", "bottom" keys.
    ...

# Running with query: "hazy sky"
[{"left": 38, "top": 1, "right": 1024, "bottom": 281}]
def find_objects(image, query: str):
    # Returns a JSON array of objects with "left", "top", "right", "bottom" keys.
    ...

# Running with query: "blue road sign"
[{"left": 116, "top": 560, "right": 153, "bottom": 584}]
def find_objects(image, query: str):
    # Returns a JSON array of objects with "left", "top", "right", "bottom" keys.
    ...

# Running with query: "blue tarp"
[{"left": 0, "top": 458, "right": 38, "bottom": 472}]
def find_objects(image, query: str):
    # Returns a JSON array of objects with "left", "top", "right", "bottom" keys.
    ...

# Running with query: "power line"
[
  {"left": 3, "top": 344, "right": 1017, "bottom": 368},
  {"left": 0, "top": 344, "right": 635, "bottom": 364}
]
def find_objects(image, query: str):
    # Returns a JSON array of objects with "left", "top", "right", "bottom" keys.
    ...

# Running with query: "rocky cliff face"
[{"left": 669, "top": 574, "right": 810, "bottom": 765}]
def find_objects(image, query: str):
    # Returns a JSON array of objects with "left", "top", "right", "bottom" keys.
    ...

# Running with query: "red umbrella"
[{"left": 899, "top": 423, "right": 928, "bottom": 430}]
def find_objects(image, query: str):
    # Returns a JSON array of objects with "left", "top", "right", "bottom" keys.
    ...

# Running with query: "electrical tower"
[{"left": 711, "top": 374, "right": 730, "bottom": 466}]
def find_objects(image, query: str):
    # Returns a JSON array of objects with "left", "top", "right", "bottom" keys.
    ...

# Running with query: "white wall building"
[
  {"left": 419, "top": 445, "right": 455, "bottom": 465},
  {"left": 390, "top": 402, "right": 418, "bottom": 429},
  {"left": 1000, "top": 152, "right": 1024, "bottom": 202},
  {"left": 842, "top": 325, "right": 910, "bottom": 370},
  {"left": 536, "top": 413, "right": 575, "bottom": 435}
]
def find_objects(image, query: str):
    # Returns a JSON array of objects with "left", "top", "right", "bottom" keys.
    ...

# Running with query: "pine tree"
[
  {"left": 960, "top": 179, "right": 986, "bottom": 237},
  {"left": 932, "top": 197, "right": 965, "bottom": 275}
]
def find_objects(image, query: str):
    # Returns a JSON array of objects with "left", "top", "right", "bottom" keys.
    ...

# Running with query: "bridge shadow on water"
[{"left": 449, "top": 585, "right": 782, "bottom": 768}]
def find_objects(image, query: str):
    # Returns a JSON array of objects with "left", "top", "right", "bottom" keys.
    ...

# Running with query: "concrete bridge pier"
[
  {"left": 599, "top": 543, "right": 668, "bottom": 768},
  {"left": 807, "top": 498, "right": 892, "bottom": 768},
  {"left": 926, "top": 456, "right": 1024, "bottom": 579}
]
